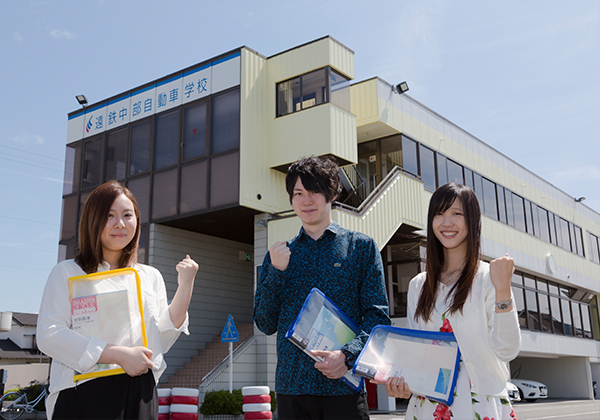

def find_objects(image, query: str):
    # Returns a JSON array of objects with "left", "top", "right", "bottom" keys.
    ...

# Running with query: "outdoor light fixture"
[
  {"left": 575, "top": 197, "right": 586, "bottom": 202},
  {"left": 76, "top": 95, "right": 88, "bottom": 107},
  {"left": 393, "top": 82, "right": 409, "bottom": 94}
]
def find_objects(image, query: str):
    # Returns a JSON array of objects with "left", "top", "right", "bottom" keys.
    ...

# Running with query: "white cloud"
[
  {"left": 11, "top": 133, "right": 44, "bottom": 145},
  {"left": 50, "top": 29, "right": 76, "bottom": 40},
  {"left": 12, "top": 33, "right": 24, "bottom": 42},
  {"left": 553, "top": 166, "right": 600, "bottom": 182}
]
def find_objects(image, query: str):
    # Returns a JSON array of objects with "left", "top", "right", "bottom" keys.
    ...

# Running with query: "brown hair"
[
  {"left": 285, "top": 155, "right": 342, "bottom": 204},
  {"left": 414, "top": 182, "right": 481, "bottom": 322},
  {"left": 75, "top": 181, "right": 141, "bottom": 274}
]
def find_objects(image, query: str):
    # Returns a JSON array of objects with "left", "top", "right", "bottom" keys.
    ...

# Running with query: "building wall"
[
  {"left": 148, "top": 224, "right": 255, "bottom": 382},
  {"left": 0, "top": 325, "right": 36, "bottom": 350},
  {"left": 0, "top": 363, "right": 49, "bottom": 390}
]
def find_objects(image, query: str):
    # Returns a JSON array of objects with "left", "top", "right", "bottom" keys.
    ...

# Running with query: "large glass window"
[
  {"left": 436, "top": 154, "right": 448, "bottom": 187},
  {"left": 558, "top": 218, "right": 571, "bottom": 252},
  {"left": 210, "top": 152, "right": 239, "bottom": 207},
  {"left": 60, "top": 195, "right": 79, "bottom": 241},
  {"left": 526, "top": 289, "right": 541, "bottom": 331},
  {"left": 589, "top": 233, "right": 600, "bottom": 263},
  {"left": 464, "top": 168, "right": 474, "bottom": 191},
  {"left": 82, "top": 136, "right": 102, "bottom": 190},
  {"left": 538, "top": 293, "right": 552, "bottom": 333},
  {"left": 277, "top": 76, "right": 300, "bottom": 117},
  {"left": 549, "top": 213, "right": 558, "bottom": 246},
  {"left": 154, "top": 109, "right": 180, "bottom": 169},
  {"left": 329, "top": 69, "right": 350, "bottom": 112},
  {"left": 505, "top": 189, "right": 515, "bottom": 227},
  {"left": 402, "top": 136, "right": 418, "bottom": 176},
  {"left": 211, "top": 89, "right": 240, "bottom": 154},
  {"left": 513, "top": 287, "right": 527, "bottom": 329},
  {"left": 63, "top": 142, "right": 81, "bottom": 196},
  {"left": 562, "top": 299, "right": 573, "bottom": 336},
  {"left": 512, "top": 193, "right": 526, "bottom": 232},
  {"left": 575, "top": 226, "right": 585, "bottom": 258},
  {"left": 472, "top": 172, "right": 483, "bottom": 209},
  {"left": 419, "top": 145, "right": 436, "bottom": 192},
  {"left": 537, "top": 207, "right": 550, "bottom": 242},
  {"left": 482, "top": 177, "right": 497, "bottom": 219},
  {"left": 381, "top": 135, "right": 402, "bottom": 177},
  {"left": 152, "top": 169, "right": 178, "bottom": 220},
  {"left": 301, "top": 68, "right": 327, "bottom": 110},
  {"left": 180, "top": 161, "right": 208, "bottom": 213},
  {"left": 550, "top": 295, "right": 564, "bottom": 334},
  {"left": 127, "top": 176, "right": 150, "bottom": 224},
  {"left": 572, "top": 302, "right": 583, "bottom": 337},
  {"left": 524, "top": 199, "right": 534, "bottom": 235},
  {"left": 105, "top": 128, "right": 128, "bottom": 181},
  {"left": 496, "top": 185, "right": 507, "bottom": 224},
  {"left": 129, "top": 121, "right": 151, "bottom": 175},
  {"left": 447, "top": 159, "right": 464, "bottom": 185},
  {"left": 183, "top": 101, "right": 207, "bottom": 160}
]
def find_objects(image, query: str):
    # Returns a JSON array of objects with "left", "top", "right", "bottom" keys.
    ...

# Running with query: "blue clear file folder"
[
  {"left": 353, "top": 326, "right": 461, "bottom": 406},
  {"left": 285, "top": 288, "right": 364, "bottom": 392}
]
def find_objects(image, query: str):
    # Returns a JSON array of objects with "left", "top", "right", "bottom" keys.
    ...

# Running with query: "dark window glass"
[
  {"left": 558, "top": 218, "right": 571, "bottom": 251},
  {"left": 505, "top": 190, "right": 515, "bottom": 227},
  {"left": 589, "top": 233, "right": 600, "bottom": 263},
  {"left": 524, "top": 275, "right": 536, "bottom": 289},
  {"left": 512, "top": 193, "right": 526, "bottom": 232},
  {"left": 130, "top": 121, "right": 151, "bottom": 175},
  {"left": 496, "top": 186, "right": 507, "bottom": 224},
  {"left": 572, "top": 302, "right": 583, "bottom": 337},
  {"left": 531, "top": 200, "right": 541, "bottom": 238},
  {"left": 575, "top": 227, "right": 585, "bottom": 257},
  {"left": 152, "top": 169, "right": 178, "bottom": 220},
  {"left": 82, "top": 136, "right": 102, "bottom": 190},
  {"left": 549, "top": 213, "right": 558, "bottom": 246},
  {"left": 137, "top": 225, "right": 147, "bottom": 264},
  {"left": 526, "top": 289, "right": 540, "bottom": 331},
  {"left": 211, "top": 89, "right": 240, "bottom": 154},
  {"left": 538, "top": 293, "right": 552, "bottom": 333},
  {"left": 447, "top": 159, "right": 463, "bottom": 184},
  {"left": 550, "top": 296, "right": 564, "bottom": 334},
  {"left": 562, "top": 299, "right": 573, "bottom": 335},
  {"left": 436, "top": 154, "right": 448, "bottom": 187},
  {"left": 419, "top": 144, "right": 436, "bottom": 192},
  {"left": 524, "top": 199, "right": 534, "bottom": 235},
  {"left": 581, "top": 305, "right": 592, "bottom": 338},
  {"left": 569, "top": 223, "right": 578, "bottom": 255},
  {"left": 60, "top": 195, "right": 79, "bottom": 241},
  {"left": 105, "top": 128, "right": 128, "bottom": 181},
  {"left": 511, "top": 273, "right": 523, "bottom": 286},
  {"left": 402, "top": 136, "right": 418, "bottom": 176},
  {"left": 482, "top": 178, "right": 498, "bottom": 219},
  {"left": 180, "top": 161, "right": 208, "bottom": 213},
  {"left": 210, "top": 152, "right": 239, "bottom": 207},
  {"left": 513, "top": 288, "right": 527, "bottom": 329},
  {"left": 276, "top": 76, "right": 300, "bottom": 117},
  {"left": 127, "top": 176, "right": 150, "bottom": 224},
  {"left": 154, "top": 109, "right": 180, "bottom": 169},
  {"left": 464, "top": 168, "right": 474, "bottom": 191},
  {"left": 358, "top": 140, "right": 378, "bottom": 192},
  {"left": 473, "top": 172, "right": 484, "bottom": 209},
  {"left": 329, "top": 68, "right": 350, "bottom": 112},
  {"left": 381, "top": 135, "right": 402, "bottom": 177},
  {"left": 538, "top": 207, "right": 550, "bottom": 242},
  {"left": 183, "top": 101, "right": 207, "bottom": 160},
  {"left": 301, "top": 68, "right": 327, "bottom": 110},
  {"left": 63, "top": 142, "right": 82, "bottom": 196}
]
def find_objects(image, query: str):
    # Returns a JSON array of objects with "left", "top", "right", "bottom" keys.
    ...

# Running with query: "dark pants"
[
  {"left": 52, "top": 372, "right": 157, "bottom": 420},
  {"left": 277, "top": 393, "right": 369, "bottom": 420}
]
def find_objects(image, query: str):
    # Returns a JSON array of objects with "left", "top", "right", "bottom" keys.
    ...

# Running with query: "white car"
[
  {"left": 506, "top": 381, "right": 521, "bottom": 402},
  {"left": 510, "top": 379, "right": 548, "bottom": 402}
]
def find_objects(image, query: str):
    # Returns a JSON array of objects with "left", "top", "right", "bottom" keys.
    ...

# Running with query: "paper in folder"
[
  {"left": 69, "top": 267, "right": 148, "bottom": 382},
  {"left": 353, "top": 325, "right": 461, "bottom": 406},
  {"left": 285, "top": 288, "right": 364, "bottom": 392}
]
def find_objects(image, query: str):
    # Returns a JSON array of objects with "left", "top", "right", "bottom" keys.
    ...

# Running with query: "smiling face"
[
  {"left": 100, "top": 194, "right": 137, "bottom": 263},
  {"left": 432, "top": 197, "right": 468, "bottom": 253},
  {"left": 291, "top": 177, "right": 332, "bottom": 236}
]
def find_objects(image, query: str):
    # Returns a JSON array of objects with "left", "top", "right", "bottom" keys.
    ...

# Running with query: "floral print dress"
[{"left": 405, "top": 282, "right": 517, "bottom": 420}]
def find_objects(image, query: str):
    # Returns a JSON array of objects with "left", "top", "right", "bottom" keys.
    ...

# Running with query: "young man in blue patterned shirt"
[{"left": 254, "top": 156, "right": 391, "bottom": 419}]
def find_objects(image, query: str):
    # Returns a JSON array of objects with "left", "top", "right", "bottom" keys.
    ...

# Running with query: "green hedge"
[
  {"left": 2, "top": 384, "right": 46, "bottom": 412},
  {"left": 200, "top": 389, "right": 276, "bottom": 415}
]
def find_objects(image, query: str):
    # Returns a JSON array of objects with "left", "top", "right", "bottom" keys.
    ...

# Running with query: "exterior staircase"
[{"left": 164, "top": 324, "right": 254, "bottom": 389}]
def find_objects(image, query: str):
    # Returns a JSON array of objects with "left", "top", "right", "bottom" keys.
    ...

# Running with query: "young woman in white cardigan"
[{"left": 380, "top": 182, "right": 521, "bottom": 420}]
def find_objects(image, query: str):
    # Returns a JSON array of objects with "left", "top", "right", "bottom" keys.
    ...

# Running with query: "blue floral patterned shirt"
[{"left": 254, "top": 222, "right": 391, "bottom": 396}]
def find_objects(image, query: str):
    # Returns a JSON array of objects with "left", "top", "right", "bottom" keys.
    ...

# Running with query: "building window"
[
  {"left": 82, "top": 136, "right": 103, "bottom": 190},
  {"left": 497, "top": 185, "right": 507, "bottom": 224},
  {"left": 447, "top": 159, "right": 464, "bottom": 185},
  {"left": 152, "top": 169, "right": 178, "bottom": 220},
  {"left": 210, "top": 152, "right": 239, "bottom": 207},
  {"left": 482, "top": 177, "right": 497, "bottom": 219},
  {"left": 512, "top": 193, "right": 526, "bottom": 232},
  {"left": 129, "top": 121, "right": 151, "bottom": 175},
  {"left": 538, "top": 207, "right": 550, "bottom": 242},
  {"left": 381, "top": 135, "right": 402, "bottom": 177},
  {"left": 183, "top": 100, "right": 207, "bottom": 161},
  {"left": 105, "top": 128, "right": 128, "bottom": 181},
  {"left": 437, "top": 154, "right": 448, "bottom": 187},
  {"left": 154, "top": 109, "right": 180, "bottom": 170},
  {"left": 419, "top": 144, "right": 436, "bottom": 192},
  {"left": 276, "top": 67, "right": 350, "bottom": 118},
  {"left": 588, "top": 232, "right": 600, "bottom": 264},
  {"left": 464, "top": 168, "right": 474, "bottom": 191},
  {"left": 63, "top": 142, "right": 81, "bottom": 196},
  {"left": 402, "top": 136, "right": 419, "bottom": 176},
  {"left": 211, "top": 88, "right": 240, "bottom": 154},
  {"left": 60, "top": 195, "right": 79, "bottom": 241},
  {"left": 180, "top": 160, "right": 208, "bottom": 213},
  {"left": 524, "top": 199, "right": 534, "bottom": 235},
  {"left": 127, "top": 176, "right": 150, "bottom": 224}
]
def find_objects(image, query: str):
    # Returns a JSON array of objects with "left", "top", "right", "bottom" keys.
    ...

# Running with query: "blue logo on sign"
[{"left": 86, "top": 116, "right": 93, "bottom": 133}]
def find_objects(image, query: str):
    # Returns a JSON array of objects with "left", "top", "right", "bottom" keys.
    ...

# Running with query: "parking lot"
[{"left": 369, "top": 399, "right": 600, "bottom": 420}]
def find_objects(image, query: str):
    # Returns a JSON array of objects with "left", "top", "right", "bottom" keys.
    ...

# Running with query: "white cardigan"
[
  {"left": 37, "top": 259, "right": 189, "bottom": 419},
  {"left": 407, "top": 261, "right": 521, "bottom": 396}
]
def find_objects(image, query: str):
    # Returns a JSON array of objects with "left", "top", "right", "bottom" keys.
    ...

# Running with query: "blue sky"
[{"left": 1, "top": 0, "right": 598, "bottom": 314}]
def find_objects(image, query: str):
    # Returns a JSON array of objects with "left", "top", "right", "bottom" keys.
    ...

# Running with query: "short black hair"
[{"left": 285, "top": 155, "right": 342, "bottom": 203}]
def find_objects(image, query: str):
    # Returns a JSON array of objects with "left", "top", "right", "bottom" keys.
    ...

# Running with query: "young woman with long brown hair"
[
  {"left": 37, "top": 181, "right": 198, "bottom": 419},
  {"left": 381, "top": 182, "right": 521, "bottom": 419}
]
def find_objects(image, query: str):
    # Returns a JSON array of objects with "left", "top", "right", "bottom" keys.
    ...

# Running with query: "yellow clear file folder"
[{"left": 69, "top": 267, "right": 148, "bottom": 382}]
